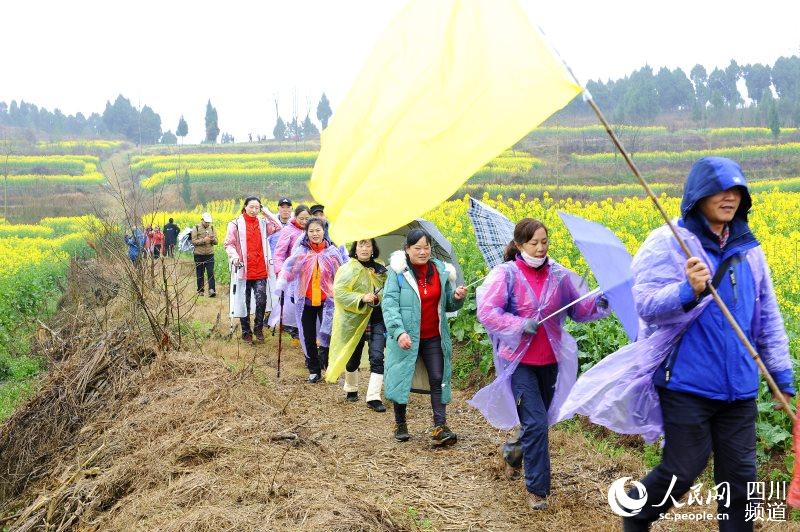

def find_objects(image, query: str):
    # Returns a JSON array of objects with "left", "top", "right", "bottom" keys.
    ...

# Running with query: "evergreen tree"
[
  {"left": 273, "top": 116, "right": 286, "bottom": 140},
  {"left": 316, "top": 93, "right": 332, "bottom": 129},
  {"left": 176, "top": 115, "right": 188, "bottom": 142},
  {"left": 204, "top": 100, "right": 219, "bottom": 143},
  {"left": 302, "top": 115, "right": 320, "bottom": 138}
]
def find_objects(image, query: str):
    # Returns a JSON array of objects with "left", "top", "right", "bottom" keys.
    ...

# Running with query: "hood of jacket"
[
  {"left": 389, "top": 250, "right": 456, "bottom": 282},
  {"left": 679, "top": 156, "right": 757, "bottom": 254}
]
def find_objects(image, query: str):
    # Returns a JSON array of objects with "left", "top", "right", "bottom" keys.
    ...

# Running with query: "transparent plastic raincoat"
[
  {"left": 325, "top": 259, "right": 387, "bottom": 383},
  {"left": 276, "top": 237, "right": 343, "bottom": 358},
  {"left": 469, "top": 259, "right": 609, "bottom": 430},
  {"left": 555, "top": 223, "right": 785, "bottom": 442}
]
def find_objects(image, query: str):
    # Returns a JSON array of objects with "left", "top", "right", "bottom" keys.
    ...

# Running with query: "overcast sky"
[{"left": 2, "top": 0, "right": 799, "bottom": 142}]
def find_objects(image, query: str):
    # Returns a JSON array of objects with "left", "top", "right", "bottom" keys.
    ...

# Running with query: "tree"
[
  {"left": 771, "top": 56, "right": 800, "bottom": 100},
  {"left": 691, "top": 98, "right": 704, "bottom": 123},
  {"left": 707, "top": 68, "right": 728, "bottom": 108},
  {"left": 204, "top": 100, "right": 219, "bottom": 143},
  {"left": 302, "top": 115, "right": 320, "bottom": 138},
  {"left": 743, "top": 63, "right": 772, "bottom": 105},
  {"left": 723, "top": 60, "right": 743, "bottom": 108},
  {"left": 102, "top": 95, "right": 138, "bottom": 140},
  {"left": 160, "top": 130, "right": 177, "bottom": 144},
  {"left": 139, "top": 105, "right": 162, "bottom": 144},
  {"left": 768, "top": 96, "right": 781, "bottom": 138},
  {"left": 273, "top": 116, "right": 286, "bottom": 140},
  {"left": 655, "top": 67, "right": 692, "bottom": 112},
  {"left": 176, "top": 115, "right": 188, "bottom": 142},
  {"left": 620, "top": 66, "right": 659, "bottom": 123},
  {"left": 287, "top": 117, "right": 301, "bottom": 141},
  {"left": 690, "top": 64, "right": 709, "bottom": 107},
  {"left": 316, "top": 93, "right": 332, "bottom": 129},
  {"left": 181, "top": 169, "right": 192, "bottom": 206}
]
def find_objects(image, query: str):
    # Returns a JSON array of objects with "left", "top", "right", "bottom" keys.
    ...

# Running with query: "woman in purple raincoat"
[
  {"left": 470, "top": 218, "right": 609, "bottom": 510},
  {"left": 276, "top": 217, "right": 343, "bottom": 383}
]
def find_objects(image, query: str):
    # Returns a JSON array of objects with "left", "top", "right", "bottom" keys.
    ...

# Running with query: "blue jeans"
[{"left": 511, "top": 363, "right": 557, "bottom": 497}]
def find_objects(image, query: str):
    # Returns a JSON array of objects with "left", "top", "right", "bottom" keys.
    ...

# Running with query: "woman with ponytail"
[{"left": 469, "top": 218, "right": 610, "bottom": 510}]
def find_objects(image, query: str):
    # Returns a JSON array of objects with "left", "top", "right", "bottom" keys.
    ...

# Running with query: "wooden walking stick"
[
  {"left": 583, "top": 94, "right": 795, "bottom": 421},
  {"left": 276, "top": 292, "right": 285, "bottom": 378},
  {"left": 577, "top": 91, "right": 800, "bottom": 505}
]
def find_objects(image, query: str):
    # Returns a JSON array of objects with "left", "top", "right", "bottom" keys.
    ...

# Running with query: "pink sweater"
[{"left": 515, "top": 257, "right": 557, "bottom": 366}]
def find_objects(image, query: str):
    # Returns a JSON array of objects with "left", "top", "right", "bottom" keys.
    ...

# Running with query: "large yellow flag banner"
[{"left": 310, "top": 0, "right": 581, "bottom": 244}]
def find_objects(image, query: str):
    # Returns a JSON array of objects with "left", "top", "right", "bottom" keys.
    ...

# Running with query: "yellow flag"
[{"left": 310, "top": 0, "right": 581, "bottom": 244}]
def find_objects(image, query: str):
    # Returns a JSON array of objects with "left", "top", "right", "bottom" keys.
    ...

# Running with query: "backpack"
[{"left": 178, "top": 227, "right": 195, "bottom": 253}]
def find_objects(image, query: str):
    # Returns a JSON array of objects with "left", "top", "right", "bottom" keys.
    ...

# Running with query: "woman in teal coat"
[{"left": 382, "top": 229, "right": 467, "bottom": 446}]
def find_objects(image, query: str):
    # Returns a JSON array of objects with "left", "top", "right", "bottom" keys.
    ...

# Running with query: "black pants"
[
  {"left": 345, "top": 320, "right": 386, "bottom": 375},
  {"left": 164, "top": 243, "right": 175, "bottom": 257},
  {"left": 511, "top": 363, "right": 558, "bottom": 497},
  {"left": 193, "top": 254, "right": 215, "bottom": 292},
  {"left": 301, "top": 303, "right": 327, "bottom": 375},
  {"left": 624, "top": 387, "right": 757, "bottom": 531},
  {"left": 393, "top": 336, "right": 446, "bottom": 426},
  {"left": 240, "top": 279, "right": 267, "bottom": 335}
]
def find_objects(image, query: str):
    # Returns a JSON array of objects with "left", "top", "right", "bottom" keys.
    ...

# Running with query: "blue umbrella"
[{"left": 557, "top": 211, "right": 638, "bottom": 342}]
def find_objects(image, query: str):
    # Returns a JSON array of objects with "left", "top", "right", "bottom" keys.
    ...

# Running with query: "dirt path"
[
  {"left": 170, "top": 287, "right": 706, "bottom": 531},
  {"left": 3, "top": 267, "right": 744, "bottom": 531}
]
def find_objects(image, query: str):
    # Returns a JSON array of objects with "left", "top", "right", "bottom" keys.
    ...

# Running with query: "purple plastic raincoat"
[
  {"left": 556, "top": 223, "right": 781, "bottom": 443},
  {"left": 469, "top": 259, "right": 609, "bottom": 430},
  {"left": 276, "top": 239, "right": 343, "bottom": 358}
]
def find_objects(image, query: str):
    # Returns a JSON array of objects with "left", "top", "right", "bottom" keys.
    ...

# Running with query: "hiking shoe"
[
  {"left": 367, "top": 400, "right": 387, "bottom": 412},
  {"left": 308, "top": 373, "right": 321, "bottom": 384},
  {"left": 242, "top": 332, "right": 253, "bottom": 343},
  {"left": 394, "top": 423, "right": 410, "bottom": 442},
  {"left": 527, "top": 493, "right": 548, "bottom": 511},
  {"left": 254, "top": 330, "right": 265, "bottom": 343},
  {"left": 431, "top": 425, "right": 457, "bottom": 447},
  {"left": 208, "top": 289, "right": 216, "bottom": 298},
  {"left": 197, "top": 290, "right": 204, "bottom": 296},
  {"left": 346, "top": 392, "right": 359, "bottom": 402}
]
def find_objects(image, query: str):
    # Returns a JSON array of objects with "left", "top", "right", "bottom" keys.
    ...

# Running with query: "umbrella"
[
  {"left": 467, "top": 196, "right": 515, "bottom": 270},
  {"left": 373, "top": 219, "right": 464, "bottom": 286},
  {"left": 557, "top": 211, "right": 638, "bottom": 342}
]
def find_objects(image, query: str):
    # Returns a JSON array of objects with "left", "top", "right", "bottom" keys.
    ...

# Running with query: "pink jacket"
[
  {"left": 273, "top": 220, "right": 303, "bottom": 274},
  {"left": 224, "top": 214, "right": 276, "bottom": 282}
]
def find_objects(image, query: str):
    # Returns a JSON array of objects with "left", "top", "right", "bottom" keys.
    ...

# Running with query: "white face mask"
[{"left": 521, "top": 251, "right": 547, "bottom": 268}]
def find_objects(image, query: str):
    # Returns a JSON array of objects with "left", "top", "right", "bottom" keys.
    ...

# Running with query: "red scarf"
[{"left": 244, "top": 214, "right": 267, "bottom": 280}]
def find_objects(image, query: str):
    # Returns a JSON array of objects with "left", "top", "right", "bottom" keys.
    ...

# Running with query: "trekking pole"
[
  {"left": 276, "top": 292, "right": 285, "bottom": 378},
  {"left": 583, "top": 94, "right": 795, "bottom": 421}
]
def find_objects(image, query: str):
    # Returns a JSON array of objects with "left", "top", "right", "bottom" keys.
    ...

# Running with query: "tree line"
[
  {"left": 0, "top": 95, "right": 162, "bottom": 144},
  {"left": 557, "top": 55, "right": 800, "bottom": 127}
]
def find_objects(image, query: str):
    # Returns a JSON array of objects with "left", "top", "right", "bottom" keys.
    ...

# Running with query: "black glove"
[{"left": 598, "top": 295, "right": 609, "bottom": 309}]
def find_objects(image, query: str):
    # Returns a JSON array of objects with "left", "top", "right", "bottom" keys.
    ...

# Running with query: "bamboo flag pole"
[{"left": 582, "top": 94, "right": 795, "bottom": 422}]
